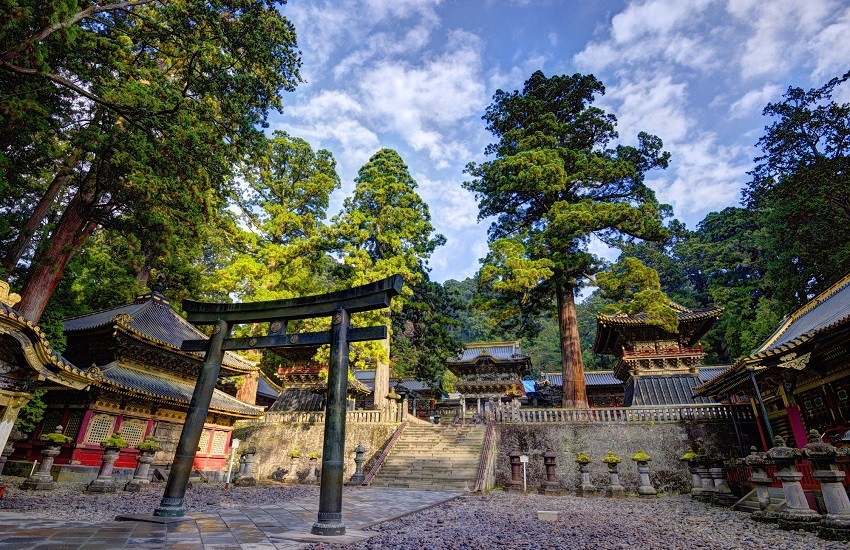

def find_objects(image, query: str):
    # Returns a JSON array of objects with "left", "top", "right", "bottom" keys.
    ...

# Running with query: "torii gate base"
[{"left": 151, "top": 276, "right": 403, "bottom": 538}]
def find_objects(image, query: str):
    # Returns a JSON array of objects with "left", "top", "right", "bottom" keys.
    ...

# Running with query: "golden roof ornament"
[{"left": 0, "top": 280, "right": 21, "bottom": 308}]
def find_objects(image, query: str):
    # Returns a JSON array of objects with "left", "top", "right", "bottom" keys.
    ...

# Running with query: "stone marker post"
[{"left": 87, "top": 447, "right": 121, "bottom": 493}]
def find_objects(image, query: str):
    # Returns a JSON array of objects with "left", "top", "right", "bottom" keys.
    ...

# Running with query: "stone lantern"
[
  {"left": 767, "top": 435, "right": 820, "bottom": 531},
  {"left": 680, "top": 448, "right": 701, "bottom": 497},
  {"left": 575, "top": 452, "right": 596, "bottom": 496},
  {"left": 802, "top": 429, "right": 850, "bottom": 540},
  {"left": 22, "top": 425, "right": 69, "bottom": 491},
  {"left": 631, "top": 450, "right": 657, "bottom": 497},
  {"left": 348, "top": 442, "right": 367, "bottom": 485},
  {"left": 234, "top": 448, "right": 257, "bottom": 486},
  {"left": 505, "top": 451, "right": 524, "bottom": 492},
  {"left": 742, "top": 446, "right": 774, "bottom": 521},
  {"left": 539, "top": 451, "right": 565, "bottom": 495},
  {"left": 125, "top": 436, "right": 161, "bottom": 492},
  {"left": 86, "top": 432, "right": 127, "bottom": 493},
  {"left": 602, "top": 451, "right": 625, "bottom": 498}
]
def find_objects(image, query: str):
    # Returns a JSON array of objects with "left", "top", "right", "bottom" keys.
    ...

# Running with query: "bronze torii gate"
[{"left": 152, "top": 275, "right": 403, "bottom": 536}]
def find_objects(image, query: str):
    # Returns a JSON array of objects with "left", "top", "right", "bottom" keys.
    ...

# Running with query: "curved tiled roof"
[
  {"left": 624, "top": 374, "right": 717, "bottom": 406},
  {"left": 93, "top": 361, "right": 263, "bottom": 417},
  {"left": 596, "top": 303, "right": 723, "bottom": 326},
  {"left": 450, "top": 341, "right": 529, "bottom": 364},
  {"left": 754, "top": 273, "right": 850, "bottom": 356},
  {"left": 63, "top": 293, "right": 254, "bottom": 372},
  {"left": 536, "top": 371, "right": 623, "bottom": 387}
]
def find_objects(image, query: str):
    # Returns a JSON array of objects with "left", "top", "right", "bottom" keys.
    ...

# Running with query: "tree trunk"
[
  {"left": 2, "top": 149, "right": 82, "bottom": 273},
  {"left": 16, "top": 189, "right": 97, "bottom": 322},
  {"left": 556, "top": 281, "right": 587, "bottom": 408}
]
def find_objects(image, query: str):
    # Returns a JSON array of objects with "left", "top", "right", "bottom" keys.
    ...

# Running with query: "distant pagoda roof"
[
  {"left": 63, "top": 292, "right": 255, "bottom": 374},
  {"left": 593, "top": 302, "right": 723, "bottom": 356},
  {"left": 695, "top": 272, "right": 850, "bottom": 398}
]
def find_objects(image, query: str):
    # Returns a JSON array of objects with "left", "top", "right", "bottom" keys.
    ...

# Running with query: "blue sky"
[{"left": 270, "top": 0, "right": 850, "bottom": 283}]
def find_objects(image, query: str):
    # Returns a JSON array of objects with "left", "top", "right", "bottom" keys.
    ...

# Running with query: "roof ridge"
[{"left": 756, "top": 270, "right": 850, "bottom": 352}]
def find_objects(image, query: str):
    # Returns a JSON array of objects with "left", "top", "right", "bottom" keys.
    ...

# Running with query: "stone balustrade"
[{"left": 494, "top": 404, "right": 751, "bottom": 424}]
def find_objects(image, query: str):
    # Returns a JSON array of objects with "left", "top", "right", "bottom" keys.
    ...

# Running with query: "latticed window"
[
  {"left": 84, "top": 414, "right": 116, "bottom": 444},
  {"left": 210, "top": 430, "right": 228, "bottom": 455},
  {"left": 198, "top": 429, "right": 212, "bottom": 453},
  {"left": 38, "top": 409, "right": 65, "bottom": 438},
  {"left": 64, "top": 410, "right": 84, "bottom": 441},
  {"left": 118, "top": 418, "right": 147, "bottom": 447}
]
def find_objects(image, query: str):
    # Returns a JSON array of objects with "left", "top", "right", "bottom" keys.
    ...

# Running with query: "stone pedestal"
[
  {"left": 538, "top": 451, "right": 565, "bottom": 495},
  {"left": 307, "top": 458, "right": 319, "bottom": 484},
  {"left": 505, "top": 451, "right": 524, "bottom": 492},
  {"left": 233, "top": 452, "right": 257, "bottom": 487},
  {"left": 709, "top": 463, "right": 736, "bottom": 506},
  {"left": 285, "top": 456, "right": 300, "bottom": 482},
  {"left": 125, "top": 451, "right": 156, "bottom": 492},
  {"left": 768, "top": 436, "right": 819, "bottom": 531},
  {"left": 694, "top": 461, "right": 714, "bottom": 501},
  {"left": 0, "top": 440, "right": 15, "bottom": 483},
  {"left": 636, "top": 461, "right": 657, "bottom": 496},
  {"left": 348, "top": 443, "right": 366, "bottom": 485},
  {"left": 21, "top": 446, "right": 60, "bottom": 491},
  {"left": 86, "top": 448, "right": 121, "bottom": 493}
]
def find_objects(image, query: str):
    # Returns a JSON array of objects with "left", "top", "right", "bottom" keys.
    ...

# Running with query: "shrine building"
[
  {"left": 593, "top": 302, "right": 725, "bottom": 406},
  {"left": 446, "top": 341, "right": 531, "bottom": 420},
  {"left": 695, "top": 271, "right": 850, "bottom": 449},
  {"left": 11, "top": 290, "right": 263, "bottom": 475}
]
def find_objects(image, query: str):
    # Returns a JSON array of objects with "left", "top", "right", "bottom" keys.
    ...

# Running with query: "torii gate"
[{"left": 152, "top": 275, "right": 403, "bottom": 536}]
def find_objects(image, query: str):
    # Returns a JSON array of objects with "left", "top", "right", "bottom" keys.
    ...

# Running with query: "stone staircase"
[
  {"left": 733, "top": 486, "right": 786, "bottom": 513},
  {"left": 369, "top": 424, "right": 486, "bottom": 491}
]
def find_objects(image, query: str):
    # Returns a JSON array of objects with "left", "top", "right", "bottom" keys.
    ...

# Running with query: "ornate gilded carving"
[
  {"left": 0, "top": 281, "right": 21, "bottom": 308},
  {"left": 269, "top": 321, "right": 283, "bottom": 333},
  {"left": 778, "top": 352, "right": 811, "bottom": 371}
]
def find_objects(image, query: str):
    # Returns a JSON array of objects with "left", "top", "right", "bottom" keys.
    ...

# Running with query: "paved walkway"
[{"left": 0, "top": 488, "right": 459, "bottom": 549}]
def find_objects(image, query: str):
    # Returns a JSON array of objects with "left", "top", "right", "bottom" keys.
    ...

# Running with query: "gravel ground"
[
  {"left": 309, "top": 492, "right": 849, "bottom": 550},
  {"left": 0, "top": 476, "right": 317, "bottom": 522},
  {"left": 0, "top": 478, "right": 845, "bottom": 549}
]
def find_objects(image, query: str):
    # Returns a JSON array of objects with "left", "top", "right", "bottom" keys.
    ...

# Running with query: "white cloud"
[
  {"left": 357, "top": 30, "right": 487, "bottom": 167},
  {"left": 728, "top": 84, "right": 782, "bottom": 119},
  {"left": 606, "top": 74, "right": 692, "bottom": 145},
  {"left": 809, "top": 5, "right": 850, "bottom": 81}
]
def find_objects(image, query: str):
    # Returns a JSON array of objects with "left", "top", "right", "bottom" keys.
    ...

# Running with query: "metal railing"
[{"left": 494, "top": 404, "right": 753, "bottom": 424}]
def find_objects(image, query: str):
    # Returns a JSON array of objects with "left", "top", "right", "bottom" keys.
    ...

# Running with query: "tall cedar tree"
[
  {"left": 0, "top": 0, "right": 302, "bottom": 322},
  {"left": 464, "top": 71, "right": 670, "bottom": 407},
  {"left": 331, "top": 149, "right": 460, "bottom": 379}
]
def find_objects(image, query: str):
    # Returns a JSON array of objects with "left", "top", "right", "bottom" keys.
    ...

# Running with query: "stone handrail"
[
  {"left": 474, "top": 421, "right": 497, "bottom": 492},
  {"left": 362, "top": 422, "right": 408, "bottom": 486},
  {"left": 253, "top": 410, "right": 389, "bottom": 424},
  {"left": 495, "top": 404, "right": 753, "bottom": 423}
]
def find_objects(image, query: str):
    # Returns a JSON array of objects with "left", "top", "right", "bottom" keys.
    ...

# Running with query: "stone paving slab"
[{"left": 0, "top": 488, "right": 459, "bottom": 549}]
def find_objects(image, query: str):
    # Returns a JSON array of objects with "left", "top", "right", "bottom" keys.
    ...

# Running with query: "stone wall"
[
  {"left": 494, "top": 418, "right": 752, "bottom": 494},
  {"left": 232, "top": 421, "right": 398, "bottom": 482}
]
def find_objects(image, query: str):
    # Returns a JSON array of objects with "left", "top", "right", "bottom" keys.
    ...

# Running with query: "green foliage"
[
  {"left": 137, "top": 436, "right": 162, "bottom": 452},
  {"left": 1, "top": 0, "right": 303, "bottom": 321},
  {"left": 745, "top": 71, "right": 850, "bottom": 306},
  {"left": 40, "top": 431, "right": 72, "bottom": 445},
  {"left": 288, "top": 449, "right": 301, "bottom": 458},
  {"left": 596, "top": 257, "right": 679, "bottom": 334},
  {"left": 15, "top": 390, "right": 46, "bottom": 435},
  {"left": 100, "top": 432, "right": 128, "bottom": 449}
]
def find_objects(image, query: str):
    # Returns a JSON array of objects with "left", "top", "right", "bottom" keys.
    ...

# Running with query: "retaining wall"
[{"left": 232, "top": 421, "right": 398, "bottom": 482}]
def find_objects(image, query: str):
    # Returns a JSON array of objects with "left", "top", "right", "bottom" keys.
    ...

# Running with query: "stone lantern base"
[
  {"left": 538, "top": 481, "right": 566, "bottom": 496},
  {"left": 86, "top": 478, "right": 119, "bottom": 493},
  {"left": 233, "top": 475, "right": 257, "bottom": 487},
  {"left": 20, "top": 476, "right": 55, "bottom": 491}
]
